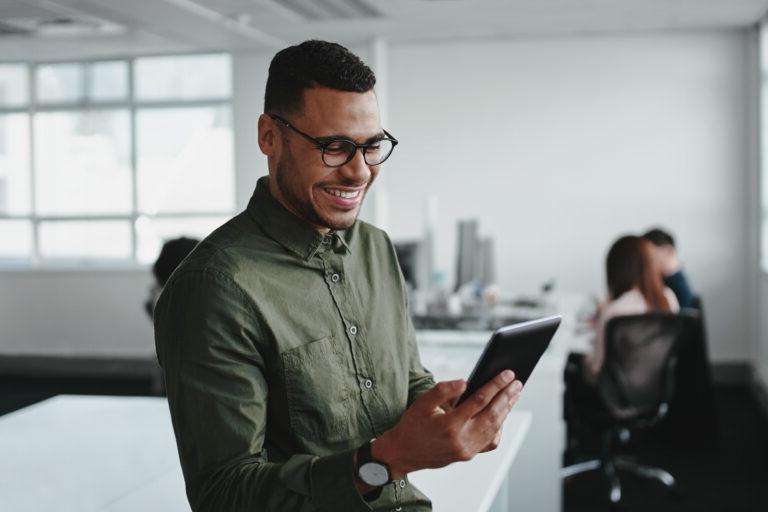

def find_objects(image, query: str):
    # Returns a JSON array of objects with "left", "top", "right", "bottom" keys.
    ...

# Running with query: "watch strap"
[
  {"left": 358, "top": 439, "right": 374, "bottom": 465},
  {"left": 356, "top": 440, "right": 391, "bottom": 492}
]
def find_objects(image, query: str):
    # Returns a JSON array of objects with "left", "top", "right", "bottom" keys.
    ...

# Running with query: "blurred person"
[
  {"left": 153, "top": 40, "right": 523, "bottom": 512},
  {"left": 643, "top": 227, "right": 697, "bottom": 309},
  {"left": 144, "top": 237, "right": 199, "bottom": 318},
  {"left": 583, "top": 235, "right": 680, "bottom": 383},
  {"left": 564, "top": 235, "right": 680, "bottom": 460}
]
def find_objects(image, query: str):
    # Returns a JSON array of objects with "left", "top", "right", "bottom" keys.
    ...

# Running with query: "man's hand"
[
  {"left": 371, "top": 370, "right": 523, "bottom": 479},
  {"left": 650, "top": 244, "right": 681, "bottom": 276}
]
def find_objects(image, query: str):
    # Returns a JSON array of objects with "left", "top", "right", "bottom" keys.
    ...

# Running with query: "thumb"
[{"left": 416, "top": 380, "right": 466, "bottom": 410}]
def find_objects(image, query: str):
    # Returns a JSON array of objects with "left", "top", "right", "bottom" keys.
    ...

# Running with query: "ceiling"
[{"left": 1, "top": 0, "right": 768, "bottom": 61}]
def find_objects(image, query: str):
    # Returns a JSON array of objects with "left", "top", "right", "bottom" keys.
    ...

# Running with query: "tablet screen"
[{"left": 456, "top": 315, "right": 562, "bottom": 405}]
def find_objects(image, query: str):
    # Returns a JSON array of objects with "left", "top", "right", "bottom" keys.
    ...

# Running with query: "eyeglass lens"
[{"left": 323, "top": 139, "right": 395, "bottom": 167}]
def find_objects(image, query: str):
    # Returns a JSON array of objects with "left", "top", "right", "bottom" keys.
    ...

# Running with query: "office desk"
[
  {"left": 0, "top": 395, "right": 531, "bottom": 512},
  {"left": 416, "top": 291, "right": 591, "bottom": 512}
]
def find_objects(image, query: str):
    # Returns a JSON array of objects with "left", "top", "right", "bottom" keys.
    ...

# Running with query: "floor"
[{"left": 563, "top": 384, "right": 768, "bottom": 512}]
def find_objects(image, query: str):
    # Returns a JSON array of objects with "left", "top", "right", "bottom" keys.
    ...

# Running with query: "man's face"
[
  {"left": 648, "top": 243, "right": 679, "bottom": 276},
  {"left": 260, "top": 86, "right": 383, "bottom": 232}
]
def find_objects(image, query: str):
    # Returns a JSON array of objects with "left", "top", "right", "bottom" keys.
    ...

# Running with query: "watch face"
[{"left": 359, "top": 461, "right": 390, "bottom": 486}]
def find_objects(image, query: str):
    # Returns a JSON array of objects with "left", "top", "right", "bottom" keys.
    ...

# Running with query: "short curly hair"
[
  {"left": 264, "top": 40, "right": 376, "bottom": 115},
  {"left": 643, "top": 228, "right": 675, "bottom": 247}
]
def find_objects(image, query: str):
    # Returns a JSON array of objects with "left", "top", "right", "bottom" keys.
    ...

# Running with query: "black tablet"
[{"left": 455, "top": 315, "right": 562, "bottom": 405}]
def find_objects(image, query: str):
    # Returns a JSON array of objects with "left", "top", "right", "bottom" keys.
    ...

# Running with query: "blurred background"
[{"left": 0, "top": 1, "right": 767, "bottom": 511}]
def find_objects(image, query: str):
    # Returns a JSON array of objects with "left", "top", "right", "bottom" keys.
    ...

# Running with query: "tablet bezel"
[{"left": 455, "top": 315, "right": 562, "bottom": 406}]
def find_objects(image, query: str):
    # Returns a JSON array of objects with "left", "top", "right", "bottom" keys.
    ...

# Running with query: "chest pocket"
[{"left": 281, "top": 335, "right": 354, "bottom": 443}]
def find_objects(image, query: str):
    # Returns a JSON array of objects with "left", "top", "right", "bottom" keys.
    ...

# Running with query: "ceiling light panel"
[{"left": 276, "top": 0, "right": 380, "bottom": 21}]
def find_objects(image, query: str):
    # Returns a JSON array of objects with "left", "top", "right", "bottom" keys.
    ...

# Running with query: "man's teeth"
[{"left": 326, "top": 188, "right": 360, "bottom": 199}]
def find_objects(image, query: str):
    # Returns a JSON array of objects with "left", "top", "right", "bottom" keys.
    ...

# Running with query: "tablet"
[{"left": 455, "top": 315, "right": 562, "bottom": 405}]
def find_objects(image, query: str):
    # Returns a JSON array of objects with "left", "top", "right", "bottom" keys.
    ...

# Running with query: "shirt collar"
[{"left": 247, "top": 176, "right": 352, "bottom": 261}]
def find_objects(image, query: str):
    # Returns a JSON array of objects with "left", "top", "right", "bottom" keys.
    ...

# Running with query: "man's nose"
[{"left": 338, "top": 148, "right": 371, "bottom": 183}]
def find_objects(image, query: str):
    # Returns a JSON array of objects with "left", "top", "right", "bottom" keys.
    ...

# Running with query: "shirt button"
[
  {"left": 399, "top": 479, "right": 406, "bottom": 488},
  {"left": 363, "top": 379, "right": 373, "bottom": 390},
  {"left": 395, "top": 507, "right": 403, "bottom": 511},
  {"left": 331, "top": 273, "right": 340, "bottom": 283},
  {"left": 349, "top": 325, "right": 358, "bottom": 335}
]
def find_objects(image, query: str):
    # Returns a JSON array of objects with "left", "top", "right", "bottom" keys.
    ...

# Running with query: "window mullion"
[
  {"left": 129, "top": 58, "right": 139, "bottom": 263},
  {"left": 28, "top": 63, "right": 39, "bottom": 265}
]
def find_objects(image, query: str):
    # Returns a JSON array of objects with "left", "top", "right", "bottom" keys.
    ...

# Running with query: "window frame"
[
  {"left": 761, "top": 24, "right": 768, "bottom": 273},
  {"left": 0, "top": 53, "right": 234, "bottom": 269}
]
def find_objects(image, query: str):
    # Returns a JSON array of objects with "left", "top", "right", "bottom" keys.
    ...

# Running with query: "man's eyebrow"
[{"left": 316, "top": 131, "right": 387, "bottom": 144}]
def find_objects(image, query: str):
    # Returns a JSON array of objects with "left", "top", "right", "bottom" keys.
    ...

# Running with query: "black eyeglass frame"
[{"left": 268, "top": 113, "right": 398, "bottom": 167}]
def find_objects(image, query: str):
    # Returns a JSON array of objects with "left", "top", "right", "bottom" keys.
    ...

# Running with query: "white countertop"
[
  {"left": 410, "top": 411, "right": 531, "bottom": 512},
  {"left": 0, "top": 395, "right": 531, "bottom": 512}
]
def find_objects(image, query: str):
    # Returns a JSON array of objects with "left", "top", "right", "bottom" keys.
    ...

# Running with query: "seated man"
[
  {"left": 154, "top": 40, "right": 524, "bottom": 512},
  {"left": 643, "top": 227, "right": 697, "bottom": 309},
  {"left": 144, "top": 236, "right": 199, "bottom": 318}
]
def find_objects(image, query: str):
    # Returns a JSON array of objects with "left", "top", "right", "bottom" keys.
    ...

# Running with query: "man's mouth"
[{"left": 323, "top": 187, "right": 362, "bottom": 199}]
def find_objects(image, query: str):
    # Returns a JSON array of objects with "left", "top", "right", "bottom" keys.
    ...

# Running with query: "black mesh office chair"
[
  {"left": 562, "top": 311, "right": 699, "bottom": 504},
  {"left": 653, "top": 297, "right": 719, "bottom": 448}
]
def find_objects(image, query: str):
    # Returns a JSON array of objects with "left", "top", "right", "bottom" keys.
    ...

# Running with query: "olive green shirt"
[{"left": 154, "top": 177, "right": 435, "bottom": 512}]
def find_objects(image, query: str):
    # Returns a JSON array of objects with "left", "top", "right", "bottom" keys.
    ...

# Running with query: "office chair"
[
  {"left": 562, "top": 311, "right": 699, "bottom": 505},
  {"left": 653, "top": 297, "right": 719, "bottom": 448}
]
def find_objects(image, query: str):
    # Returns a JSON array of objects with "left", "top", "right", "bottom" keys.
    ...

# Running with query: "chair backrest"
[
  {"left": 687, "top": 295, "right": 702, "bottom": 312},
  {"left": 599, "top": 311, "right": 698, "bottom": 421}
]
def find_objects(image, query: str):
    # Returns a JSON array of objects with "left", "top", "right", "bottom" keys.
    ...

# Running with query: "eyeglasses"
[{"left": 268, "top": 114, "right": 398, "bottom": 167}]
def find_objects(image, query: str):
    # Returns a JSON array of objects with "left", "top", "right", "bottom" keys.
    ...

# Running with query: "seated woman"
[
  {"left": 583, "top": 234, "right": 680, "bottom": 384},
  {"left": 564, "top": 235, "right": 680, "bottom": 461}
]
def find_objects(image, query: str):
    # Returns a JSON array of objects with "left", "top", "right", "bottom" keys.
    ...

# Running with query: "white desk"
[
  {"left": 0, "top": 396, "right": 183, "bottom": 512},
  {"left": 416, "top": 291, "right": 592, "bottom": 512},
  {"left": 410, "top": 411, "right": 530, "bottom": 512},
  {"left": 0, "top": 395, "right": 530, "bottom": 512}
]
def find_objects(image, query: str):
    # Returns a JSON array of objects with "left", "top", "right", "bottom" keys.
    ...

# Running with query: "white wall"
[
  {"left": 0, "top": 270, "right": 155, "bottom": 356},
  {"left": 0, "top": 31, "right": 759, "bottom": 364},
  {"left": 385, "top": 30, "right": 754, "bottom": 362}
]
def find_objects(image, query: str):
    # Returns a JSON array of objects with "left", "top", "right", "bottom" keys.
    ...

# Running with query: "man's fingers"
[
  {"left": 454, "top": 370, "right": 515, "bottom": 420},
  {"left": 480, "top": 429, "right": 502, "bottom": 453},
  {"left": 416, "top": 380, "right": 466, "bottom": 411},
  {"left": 508, "top": 383, "right": 523, "bottom": 408},
  {"left": 470, "top": 379, "right": 522, "bottom": 440}
]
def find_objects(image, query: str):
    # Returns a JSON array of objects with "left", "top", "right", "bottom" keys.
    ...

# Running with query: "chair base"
[{"left": 562, "top": 456, "right": 678, "bottom": 504}]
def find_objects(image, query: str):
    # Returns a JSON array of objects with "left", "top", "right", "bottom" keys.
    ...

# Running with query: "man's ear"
[{"left": 258, "top": 113, "right": 278, "bottom": 157}]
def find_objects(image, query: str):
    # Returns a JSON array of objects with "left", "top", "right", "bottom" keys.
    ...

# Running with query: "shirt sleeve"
[
  {"left": 583, "top": 301, "right": 610, "bottom": 384},
  {"left": 663, "top": 287, "right": 681, "bottom": 312},
  {"left": 154, "top": 270, "right": 373, "bottom": 512},
  {"left": 379, "top": 229, "right": 436, "bottom": 406},
  {"left": 405, "top": 311, "right": 436, "bottom": 405},
  {"left": 398, "top": 275, "right": 435, "bottom": 405}
]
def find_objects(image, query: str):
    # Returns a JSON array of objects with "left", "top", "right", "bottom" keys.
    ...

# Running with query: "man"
[
  {"left": 144, "top": 236, "right": 199, "bottom": 319},
  {"left": 642, "top": 227, "right": 697, "bottom": 309},
  {"left": 154, "top": 40, "right": 523, "bottom": 512}
]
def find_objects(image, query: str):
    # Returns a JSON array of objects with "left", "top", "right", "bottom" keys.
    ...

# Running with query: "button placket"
[
  {"left": 391, "top": 480, "right": 401, "bottom": 511},
  {"left": 321, "top": 249, "right": 382, "bottom": 435}
]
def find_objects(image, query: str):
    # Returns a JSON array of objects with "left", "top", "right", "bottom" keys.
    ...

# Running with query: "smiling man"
[{"left": 154, "top": 40, "right": 523, "bottom": 512}]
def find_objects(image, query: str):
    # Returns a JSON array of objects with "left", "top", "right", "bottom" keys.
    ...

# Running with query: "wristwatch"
[{"left": 356, "top": 440, "right": 391, "bottom": 487}]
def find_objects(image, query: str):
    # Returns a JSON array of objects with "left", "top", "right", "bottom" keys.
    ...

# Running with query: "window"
[
  {"left": 0, "top": 54, "right": 234, "bottom": 266},
  {"left": 762, "top": 25, "right": 768, "bottom": 271}
]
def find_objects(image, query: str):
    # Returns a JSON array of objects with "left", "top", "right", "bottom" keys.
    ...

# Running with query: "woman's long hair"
[{"left": 606, "top": 235, "right": 671, "bottom": 311}]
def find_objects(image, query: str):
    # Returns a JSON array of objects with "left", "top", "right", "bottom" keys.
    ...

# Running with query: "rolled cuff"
[{"left": 310, "top": 448, "right": 373, "bottom": 512}]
